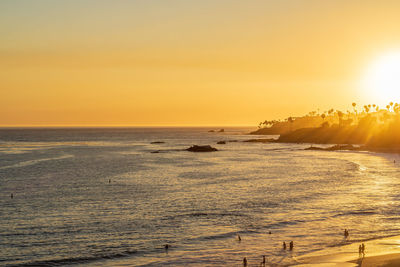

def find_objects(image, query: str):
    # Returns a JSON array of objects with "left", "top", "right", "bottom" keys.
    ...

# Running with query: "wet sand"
[{"left": 295, "top": 235, "right": 400, "bottom": 266}]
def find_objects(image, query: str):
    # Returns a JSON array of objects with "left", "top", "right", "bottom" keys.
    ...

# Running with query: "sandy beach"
[{"left": 295, "top": 235, "right": 400, "bottom": 266}]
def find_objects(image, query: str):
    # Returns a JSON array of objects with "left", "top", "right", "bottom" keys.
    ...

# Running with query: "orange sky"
[{"left": 2, "top": 0, "right": 400, "bottom": 126}]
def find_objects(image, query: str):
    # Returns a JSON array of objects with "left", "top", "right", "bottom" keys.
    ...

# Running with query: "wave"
[
  {"left": 0, "top": 154, "right": 73, "bottom": 170},
  {"left": 162, "top": 211, "right": 246, "bottom": 221},
  {"left": 189, "top": 229, "right": 259, "bottom": 242},
  {"left": 9, "top": 249, "right": 138, "bottom": 267},
  {"left": 331, "top": 210, "right": 377, "bottom": 218}
]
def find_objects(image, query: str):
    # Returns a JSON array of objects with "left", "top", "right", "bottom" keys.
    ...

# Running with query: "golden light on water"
[{"left": 362, "top": 51, "right": 400, "bottom": 105}]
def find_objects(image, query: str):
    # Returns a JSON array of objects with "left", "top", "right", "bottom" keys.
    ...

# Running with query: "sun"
[{"left": 362, "top": 52, "right": 400, "bottom": 105}]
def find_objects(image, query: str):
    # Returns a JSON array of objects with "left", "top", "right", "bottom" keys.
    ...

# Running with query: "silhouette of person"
[
  {"left": 164, "top": 244, "right": 169, "bottom": 250},
  {"left": 10, "top": 193, "right": 13, "bottom": 199},
  {"left": 243, "top": 257, "right": 248, "bottom": 266},
  {"left": 268, "top": 231, "right": 272, "bottom": 234},
  {"left": 238, "top": 234, "right": 241, "bottom": 242},
  {"left": 283, "top": 241, "right": 287, "bottom": 250},
  {"left": 344, "top": 229, "right": 349, "bottom": 237},
  {"left": 361, "top": 243, "right": 365, "bottom": 255},
  {"left": 109, "top": 179, "right": 111, "bottom": 183},
  {"left": 359, "top": 244, "right": 362, "bottom": 256},
  {"left": 262, "top": 255, "right": 266, "bottom": 265},
  {"left": 289, "top": 241, "right": 294, "bottom": 250}
]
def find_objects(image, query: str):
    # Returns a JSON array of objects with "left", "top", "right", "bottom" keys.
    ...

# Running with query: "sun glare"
[{"left": 363, "top": 52, "right": 400, "bottom": 105}]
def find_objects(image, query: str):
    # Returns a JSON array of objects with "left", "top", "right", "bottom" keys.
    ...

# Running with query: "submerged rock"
[
  {"left": 186, "top": 145, "right": 218, "bottom": 152},
  {"left": 150, "top": 141, "right": 165, "bottom": 144},
  {"left": 217, "top": 141, "right": 226, "bottom": 144}
]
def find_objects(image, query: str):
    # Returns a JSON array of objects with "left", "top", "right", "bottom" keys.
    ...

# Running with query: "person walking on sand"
[
  {"left": 243, "top": 257, "right": 247, "bottom": 266},
  {"left": 359, "top": 244, "right": 362, "bottom": 256},
  {"left": 361, "top": 243, "right": 365, "bottom": 255},
  {"left": 283, "top": 241, "right": 287, "bottom": 250},
  {"left": 289, "top": 241, "right": 294, "bottom": 250},
  {"left": 237, "top": 234, "right": 241, "bottom": 242}
]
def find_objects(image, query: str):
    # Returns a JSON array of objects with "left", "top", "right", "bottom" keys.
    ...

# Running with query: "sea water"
[{"left": 1, "top": 127, "right": 400, "bottom": 266}]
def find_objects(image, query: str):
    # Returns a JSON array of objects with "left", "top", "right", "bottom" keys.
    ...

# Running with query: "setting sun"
[{"left": 363, "top": 51, "right": 400, "bottom": 105}]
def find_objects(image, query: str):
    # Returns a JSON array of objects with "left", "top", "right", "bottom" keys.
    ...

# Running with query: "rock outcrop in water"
[
  {"left": 243, "top": 138, "right": 276, "bottom": 143},
  {"left": 217, "top": 141, "right": 226, "bottom": 144},
  {"left": 186, "top": 145, "right": 218, "bottom": 152},
  {"left": 150, "top": 141, "right": 165, "bottom": 144},
  {"left": 305, "top": 144, "right": 361, "bottom": 151},
  {"left": 208, "top": 129, "right": 225, "bottom": 133}
]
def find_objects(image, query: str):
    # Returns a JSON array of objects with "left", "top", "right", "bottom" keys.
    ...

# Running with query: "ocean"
[{"left": 1, "top": 127, "right": 400, "bottom": 266}]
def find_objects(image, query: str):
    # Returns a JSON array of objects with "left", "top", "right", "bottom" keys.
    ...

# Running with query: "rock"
[
  {"left": 217, "top": 141, "right": 226, "bottom": 144},
  {"left": 186, "top": 145, "right": 218, "bottom": 152},
  {"left": 151, "top": 150, "right": 161, "bottom": 153},
  {"left": 243, "top": 138, "right": 275, "bottom": 143},
  {"left": 150, "top": 141, "right": 165, "bottom": 144},
  {"left": 208, "top": 130, "right": 215, "bottom": 132},
  {"left": 305, "top": 144, "right": 359, "bottom": 151},
  {"left": 304, "top": 146, "right": 324, "bottom": 150},
  {"left": 218, "top": 129, "right": 225, "bottom": 132}
]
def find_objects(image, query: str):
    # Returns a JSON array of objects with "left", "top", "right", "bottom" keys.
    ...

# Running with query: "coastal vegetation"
[{"left": 253, "top": 102, "right": 400, "bottom": 151}]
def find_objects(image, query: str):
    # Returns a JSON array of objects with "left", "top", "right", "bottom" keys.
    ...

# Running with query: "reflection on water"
[{"left": 1, "top": 128, "right": 400, "bottom": 266}]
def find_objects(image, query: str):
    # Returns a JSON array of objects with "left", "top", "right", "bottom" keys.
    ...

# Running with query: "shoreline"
[
  {"left": 244, "top": 135, "right": 400, "bottom": 155},
  {"left": 294, "top": 234, "right": 400, "bottom": 266}
]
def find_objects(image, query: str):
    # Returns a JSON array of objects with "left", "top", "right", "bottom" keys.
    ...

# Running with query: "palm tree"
[
  {"left": 352, "top": 102, "right": 357, "bottom": 113},
  {"left": 337, "top": 110, "right": 344, "bottom": 126},
  {"left": 288, "top": 117, "right": 294, "bottom": 132}
]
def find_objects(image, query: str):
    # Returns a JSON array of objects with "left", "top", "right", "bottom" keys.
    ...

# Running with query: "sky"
[{"left": 2, "top": 0, "right": 400, "bottom": 126}]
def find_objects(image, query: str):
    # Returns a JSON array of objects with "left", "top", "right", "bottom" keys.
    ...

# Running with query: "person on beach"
[
  {"left": 359, "top": 245, "right": 362, "bottom": 256},
  {"left": 243, "top": 257, "right": 248, "bottom": 266},
  {"left": 164, "top": 244, "right": 169, "bottom": 250},
  {"left": 10, "top": 193, "right": 13, "bottom": 199},
  {"left": 283, "top": 242, "right": 287, "bottom": 250},
  {"left": 262, "top": 255, "right": 266, "bottom": 265},
  {"left": 289, "top": 241, "right": 294, "bottom": 250},
  {"left": 238, "top": 234, "right": 241, "bottom": 242},
  {"left": 362, "top": 243, "right": 365, "bottom": 255}
]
